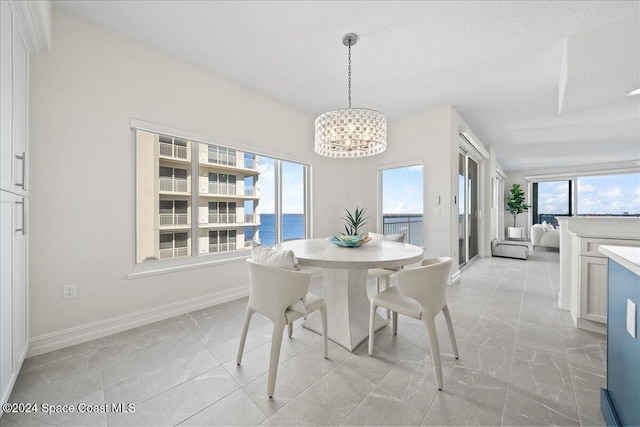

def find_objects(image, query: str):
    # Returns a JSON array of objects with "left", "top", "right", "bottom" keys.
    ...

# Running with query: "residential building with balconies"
[{"left": 135, "top": 130, "right": 260, "bottom": 263}]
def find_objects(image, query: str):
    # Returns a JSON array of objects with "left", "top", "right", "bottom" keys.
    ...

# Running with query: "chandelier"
[{"left": 315, "top": 33, "right": 387, "bottom": 158}]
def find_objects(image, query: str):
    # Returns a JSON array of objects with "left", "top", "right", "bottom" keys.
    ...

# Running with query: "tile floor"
[{"left": 1, "top": 249, "right": 607, "bottom": 426}]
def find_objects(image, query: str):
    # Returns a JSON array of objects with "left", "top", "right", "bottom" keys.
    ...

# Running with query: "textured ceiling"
[{"left": 54, "top": 0, "right": 640, "bottom": 173}]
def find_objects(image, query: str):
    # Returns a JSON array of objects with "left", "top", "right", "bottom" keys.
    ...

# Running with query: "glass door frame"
[{"left": 458, "top": 149, "right": 481, "bottom": 268}]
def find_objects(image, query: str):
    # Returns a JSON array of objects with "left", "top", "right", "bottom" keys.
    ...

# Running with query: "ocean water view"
[
  {"left": 246, "top": 213, "right": 304, "bottom": 247},
  {"left": 247, "top": 213, "right": 425, "bottom": 247}
]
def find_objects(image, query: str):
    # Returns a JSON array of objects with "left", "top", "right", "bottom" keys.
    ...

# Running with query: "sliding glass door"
[{"left": 458, "top": 151, "right": 479, "bottom": 267}]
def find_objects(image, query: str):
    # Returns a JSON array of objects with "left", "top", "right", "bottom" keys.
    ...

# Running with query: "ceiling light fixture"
[
  {"left": 627, "top": 88, "right": 640, "bottom": 96},
  {"left": 314, "top": 33, "right": 387, "bottom": 158}
]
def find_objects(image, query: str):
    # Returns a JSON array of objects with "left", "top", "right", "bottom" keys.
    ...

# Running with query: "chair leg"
[
  {"left": 383, "top": 275, "right": 391, "bottom": 319},
  {"left": 288, "top": 321, "right": 294, "bottom": 338},
  {"left": 320, "top": 306, "right": 328, "bottom": 358},
  {"left": 442, "top": 305, "right": 459, "bottom": 359},
  {"left": 236, "top": 307, "right": 254, "bottom": 365},
  {"left": 392, "top": 311, "right": 398, "bottom": 335},
  {"left": 424, "top": 317, "right": 443, "bottom": 390},
  {"left": 267, "top": 321, "right": 286, "bottom": 398},
  {"left": 368, "top": 301, "right": 377, "bottom": 356}
]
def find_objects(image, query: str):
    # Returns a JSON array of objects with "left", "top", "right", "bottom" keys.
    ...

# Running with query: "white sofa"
[{"left": 531, "top": 223, "right": 560, "bottom": 249}]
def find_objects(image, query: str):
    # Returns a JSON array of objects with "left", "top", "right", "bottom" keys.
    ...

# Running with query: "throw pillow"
[
  {"left": 251, "top": 245, "right": 300, "bottom": 271},
  {"left": 368, "top": 232, "right": 405, "bottom": 242},
  {"left": 541, "top": 221, "right": 555, "bottom": 232}
]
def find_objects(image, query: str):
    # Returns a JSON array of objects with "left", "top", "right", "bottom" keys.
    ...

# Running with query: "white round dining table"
[{"left": 276, "top": 238, "right": 424, "bottom": 352}]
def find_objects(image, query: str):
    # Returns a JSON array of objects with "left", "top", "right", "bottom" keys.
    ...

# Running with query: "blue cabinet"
[{"left": 601, "top": 258, "right": 640, "bottom": 427}]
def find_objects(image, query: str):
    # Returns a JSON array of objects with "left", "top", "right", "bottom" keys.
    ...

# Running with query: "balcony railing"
[
  {"left": 382, "top": 214, "right": 424, "bottom": 247},
  {"left": 244, "top": 158, "right": 258, "bottom": 169},
  {"left": 159, "top": 142, "right": 188, "bottom": 160},
  {"left": 244, "top": 186, "right": 256, "bottom": 197},
  {"left": 208, "top": 182, "right": 237, "bottom": 196},
  {"left": 159, "top": 213, "right": 189, "bottom": 226},
  {"left": 159, "top": 178, "right": 188, "bottom": 192},
  {"left": 159, "top": 247, "right": 189, "bottom": 260},
  {"left": 208, "top": 213, "right": 237, "bottom": 224},
  {"left": 209, "top": 242, "right": 238, "bottom": 253},
  {"left": 207, "top": 153, "right": 236, "bottom": 167},
  {"left": 244, "top": 213, "right": 257, "bottom": 223}
]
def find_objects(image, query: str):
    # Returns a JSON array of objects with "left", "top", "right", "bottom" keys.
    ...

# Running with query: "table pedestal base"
[{"left": 302, "top": 268, "right": 388, "bottom": 352}]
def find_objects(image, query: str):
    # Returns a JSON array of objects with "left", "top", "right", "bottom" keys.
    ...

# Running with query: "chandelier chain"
[{"left": 348, "top": 43, "right": 351, "bottom": 109}]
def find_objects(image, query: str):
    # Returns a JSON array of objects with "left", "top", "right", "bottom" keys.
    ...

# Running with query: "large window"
[
  {"left": 577, "top": 172, "right": 640, "bottom": 215},
  {"left": 530, "top": 171, "right": 640, "bottom": 225},
  {"left": 532, "top": 180, "right": 571, "bottom": 226},
  {"left": 380, "top": 164, "right": 424, "bottom": 247},
  {"left": 135, "top": 129, "right": 310, "bottom": 264}
]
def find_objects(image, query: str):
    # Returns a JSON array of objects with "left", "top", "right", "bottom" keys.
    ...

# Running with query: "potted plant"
[
  {"left": 506, "top": 183, "right": 530, "bottom": 239},
  {"left": 342, "top": 207, "right": 368, "bottom": 236}
]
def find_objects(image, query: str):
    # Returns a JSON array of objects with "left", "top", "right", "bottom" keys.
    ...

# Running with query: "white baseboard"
[
  {"left": 450, "top": 270, "right": 461, "bottom": 284},
  {"left": 27, "top": 285, "right": 249, "bottom": 358},
  {"left": 557, "top": 296, "right": 571, "bottom": 311}
]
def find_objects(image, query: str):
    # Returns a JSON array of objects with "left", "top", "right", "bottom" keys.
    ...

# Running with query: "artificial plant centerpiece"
[
  {"left": 507, "top": 183, "right": 530, "bottom": 227},
  {"left": 342, "top": 207, "right": 368, "bottom": 237}
]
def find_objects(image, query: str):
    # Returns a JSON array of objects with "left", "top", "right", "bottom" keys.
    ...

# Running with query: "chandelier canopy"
[{"left": 314, "top": 33, "right": 387, "bottom": 158}]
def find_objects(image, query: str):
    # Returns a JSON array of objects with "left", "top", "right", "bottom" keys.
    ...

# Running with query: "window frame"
[
  {"left": 525, "top": 165, "right": 640, "bottom": 226},
  {"left": 130, "top": 119, "right": 313, "bottom": 278},
  {"left": 376, "top": 160, "right": 425, "bottom": 248}
]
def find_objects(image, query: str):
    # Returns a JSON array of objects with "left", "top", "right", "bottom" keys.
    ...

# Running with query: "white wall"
[
  {"left": 28, "top": 8, "right": 496, "bottom": 354},
  {"left": 28, "top": 8, "right": 346, "bottom": 353},
  {"left": 355, "top": 106, "right": 455, "bottom": 263}
]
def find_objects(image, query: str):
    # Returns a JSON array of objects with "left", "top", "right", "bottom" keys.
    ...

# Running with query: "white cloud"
[
  {"left": 259, "top": 200, "right": 275, "bottom": 214},
  {"left": 384, "top": 201, "right": 422, "bottom": 214},
  {"left": 283, "top": 204, "right": 303, "bottom": 214},
  {"left": 578, "top": 182, "right": 596, "bottom": 193},
  {"left": 257, "top": 162, "right": 274, "bottom": 178},
  {"left": 601, "top": 187, "right": 623, "bottom": 198}
]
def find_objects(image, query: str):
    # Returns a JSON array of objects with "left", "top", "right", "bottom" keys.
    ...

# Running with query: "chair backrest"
[
  {"left": 246, "top": 259, "right": 311, "bottom": 323},
  {"left": 396, "top": 257, "right": 453, "bottom": 318}
]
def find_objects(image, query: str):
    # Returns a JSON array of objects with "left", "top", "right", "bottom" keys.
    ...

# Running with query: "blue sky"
[
  {"left": 256, "top": 158, "right": 304, "bottom": 214},
  {"left": 382, "top": 165, "right": 424, "bottom": 214},
  {"left": 257, "top": 161, "right": 424, "bottom": 215},
  {"left": 538, "top": 172, "right": 640, "bottom": 215},
  {"left": 259, "top": 159, "right": 638, "bottom": 217}
]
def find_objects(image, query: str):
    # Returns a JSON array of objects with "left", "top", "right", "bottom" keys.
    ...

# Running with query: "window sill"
[{"left": 128, "top": 251, "right": 250, "bottom": 279}]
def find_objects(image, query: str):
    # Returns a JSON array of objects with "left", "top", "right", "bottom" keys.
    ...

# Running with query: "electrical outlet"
[
  {"left": 63, "top": 284, "right": 76, "bottom": 299},
  {"left": 627, "top": 299, "right": 637, "bottom": 338}
]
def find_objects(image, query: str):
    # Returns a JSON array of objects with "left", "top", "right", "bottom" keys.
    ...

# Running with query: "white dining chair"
[
  {"left": 237, "top": 259, "right": 328, "bottom": 398},
  {"left": 366, "top": 232, "right": 405, "bottom": 318},
  {"left": 368, "top": 257, "right": 458, "bottom": 390},
  {"left": 282, "top": 238, "right": 323, "bottom": 280}
]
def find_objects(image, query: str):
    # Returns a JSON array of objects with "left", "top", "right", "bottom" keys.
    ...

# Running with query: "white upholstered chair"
[
  {"left": 282, "top": 238, "right": 323, "bottom": 280},
  {"left": 368, "top": 257, "right": 458, "bottom": 390},
  {"left": 366, "top": 232, "right": 405, "bottom": 318},
  {"left": 237, "top": 259, "right": 328, "bottom": 398}
]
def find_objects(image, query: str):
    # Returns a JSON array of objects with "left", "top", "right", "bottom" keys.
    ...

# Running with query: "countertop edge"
[{"left": 599, "top": 245, "right": 640, "bottom": 276}]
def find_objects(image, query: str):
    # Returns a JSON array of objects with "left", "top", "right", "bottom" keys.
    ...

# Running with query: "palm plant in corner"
[
  {"left": 342, "top": 207, "right": 368, "bottom": 237},
  {"left": 506, "top": 183, "right": 530, "bottom": 239}
]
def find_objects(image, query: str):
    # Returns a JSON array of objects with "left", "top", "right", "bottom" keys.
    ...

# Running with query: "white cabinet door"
[
  {"left": 0, "top": 191, "right": 15, "bottom": 404},
  {"left": 0, "top": 1, "right": 14, "bottom": 192},
  {"left": 0, "top": 1, "right": 28, "bottom": 195},
  {"left": 0, "top": 191, "right": 27, "bottom": 406},
  {"left": 12, "top": 196, "right": 26, "bottom": 369},
  {"left": 579, "top": 255, "right": 608, "bottom": 324}
]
